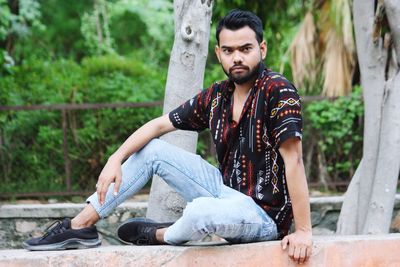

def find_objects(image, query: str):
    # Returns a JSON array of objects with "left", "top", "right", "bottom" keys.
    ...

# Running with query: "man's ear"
[
  {"left": 260, "top": 40, "right": 267, "bottom": 60},
  {"left": 215, "top": 45, "right": 221, "bottom": 63}
]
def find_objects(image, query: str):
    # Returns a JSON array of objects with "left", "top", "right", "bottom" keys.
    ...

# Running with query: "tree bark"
[
  {"left": 317, "top": 145, "right": 330, "bottom": 191},
  {"left": 146, "top": 0, "right": 213, "bottom": 222},
  {"left": 385, "top": 0, "right": 400, "bottom": 66},
  {"left": 337, "top": 0, "right": 400, "bottom": 234},
  {"left": 94, "top": 0, "right": 104, "bottom": 45},
  {"left": 363, "top": 73, "right": 400, "bottom": 234}
]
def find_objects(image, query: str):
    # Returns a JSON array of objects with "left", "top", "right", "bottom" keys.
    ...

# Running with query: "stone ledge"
[
  {"left": 1, "top": 234, "right": 400, "bottom": 267},
  {"left": 0, "top": 202, "right": 148, "bottom": 218},
  {"left": 2, "top": 195, "right": 400, "bottom": 218}
]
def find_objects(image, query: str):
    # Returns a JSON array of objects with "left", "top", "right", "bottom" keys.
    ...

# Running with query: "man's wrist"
[
  {"left": 295, "top": 226, "right": 312, "bottom": 233},
  {"left": 109, "top": 153, "right": 124, "bottom": 163}
]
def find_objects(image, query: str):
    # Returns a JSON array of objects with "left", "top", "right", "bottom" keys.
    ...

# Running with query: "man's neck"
[{"left": 234, "top": 78, "right": 256, "bottom": 98}]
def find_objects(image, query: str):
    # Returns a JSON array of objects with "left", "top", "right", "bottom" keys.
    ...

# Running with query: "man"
[{"left": 23, "top": 10, "right": 312, "bottom": 264}]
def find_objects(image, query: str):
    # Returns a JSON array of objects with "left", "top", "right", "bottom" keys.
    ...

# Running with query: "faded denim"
[{"left": 87, "top": 138, "right": 278, "bottom": 244}]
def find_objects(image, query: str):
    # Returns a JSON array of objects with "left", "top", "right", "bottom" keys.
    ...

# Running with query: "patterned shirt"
[{"left": 168, "top": 65, "right": 303, "bottom": 237}]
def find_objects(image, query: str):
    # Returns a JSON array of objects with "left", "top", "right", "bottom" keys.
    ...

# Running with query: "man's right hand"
[{"left": 96, "top": 156, "right": 123, "bottom": 205}]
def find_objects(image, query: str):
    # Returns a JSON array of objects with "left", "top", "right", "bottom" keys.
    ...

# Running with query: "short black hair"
[{"left": 216, "top": 9, "right": 263, "bottom": 44}]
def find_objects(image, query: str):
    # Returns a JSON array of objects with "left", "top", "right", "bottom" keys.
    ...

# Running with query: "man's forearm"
[{"left": 285, "top": 162, "right": 312, "bottom": 232}]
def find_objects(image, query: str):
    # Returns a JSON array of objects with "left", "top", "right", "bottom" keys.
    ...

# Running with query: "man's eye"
[
  {"left": 223, "top": 49, "right": 232, "bottom": 54},
  {"left": 242, "top": 47, "right": 251, "bottom": 52}
]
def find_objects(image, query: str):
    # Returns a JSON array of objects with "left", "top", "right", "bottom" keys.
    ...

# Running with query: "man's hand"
[
  {"left": 281, "top": 230, "right": 313, "bottom": 264},
  {"left": 96, "top": 156, "right": 123, "bottom": 205}
]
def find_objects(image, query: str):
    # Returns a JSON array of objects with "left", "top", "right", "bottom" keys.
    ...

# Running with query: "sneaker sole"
[
  {"left": 22, "top": 238, "right": 101, "bottom": 251},
  {"left": 117, "top": 218, "right": 173, "bottom": 245}
]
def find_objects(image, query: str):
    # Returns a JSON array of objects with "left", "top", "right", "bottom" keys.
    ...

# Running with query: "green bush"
[
  {"left": 303, "top": 86, "right": 364, "bottom": 184},
  {"left": 0, "top": 54, "right": 365, "bottom": 195},
  {"left": 0, "top": 56, "right": 165, "bottom": 194}
]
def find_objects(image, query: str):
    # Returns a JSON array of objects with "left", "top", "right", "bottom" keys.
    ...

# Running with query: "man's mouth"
[{"left": 230, "top": 66, "right": 249, "bottom": 72}]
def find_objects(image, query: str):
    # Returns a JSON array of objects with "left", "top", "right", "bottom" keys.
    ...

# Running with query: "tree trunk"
[
  {"left": 317, "top": 145, "right": 330, "bottom": 191},
  {"left": 337, "top": 0, "right": 400, "bottom": 235},
  {"left": 146, "top": 0, "right": 213, "bottom": 222}
]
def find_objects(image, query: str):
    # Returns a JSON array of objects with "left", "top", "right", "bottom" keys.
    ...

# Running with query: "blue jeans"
[{"left": 87, "top": 139, "right": 278, "bottom": 244}]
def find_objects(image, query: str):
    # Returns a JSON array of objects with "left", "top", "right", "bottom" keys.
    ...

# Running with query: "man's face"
[{"left": 215, "top": 26, "right": 267, "bottom": 85}]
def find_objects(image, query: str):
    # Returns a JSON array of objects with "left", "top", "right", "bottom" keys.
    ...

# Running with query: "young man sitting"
[{"left": 24, "top": 9, "right": 312, "bottom": 264}]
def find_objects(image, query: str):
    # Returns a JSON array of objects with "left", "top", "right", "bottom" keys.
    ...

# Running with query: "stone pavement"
[{"left": 1, "top": 234, "right": 400, "bottom": 267}]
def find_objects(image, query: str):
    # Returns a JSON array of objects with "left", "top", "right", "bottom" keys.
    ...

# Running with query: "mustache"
[{"left": 229, "top": 65, "right": 249, "bottom": 72}]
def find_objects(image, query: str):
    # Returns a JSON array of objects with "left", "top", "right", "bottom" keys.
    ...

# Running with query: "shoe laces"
[
  {"left": 41, "top": 220, "right": 67, "bottom": 239},
  {"left": 134, "top": 226, "right": 156, "bottom": 245}
]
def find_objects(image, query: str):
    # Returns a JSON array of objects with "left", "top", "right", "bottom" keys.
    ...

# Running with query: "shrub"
[
  {"left": 303, "top": 86, "right": 364, "bottom": 187},
  {"left": 0, "top": 56, "right": 165, "bottom": 194}
]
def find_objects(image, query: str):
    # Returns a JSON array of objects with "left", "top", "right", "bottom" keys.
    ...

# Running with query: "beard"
[{"left": 223, "top": 61, "right": 262, "bottom": 85}]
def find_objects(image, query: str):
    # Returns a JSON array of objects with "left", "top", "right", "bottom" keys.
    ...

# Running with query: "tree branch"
[
  {"left": 384, "top": 0, "right": 400, "bottom": 67},
  {"left": 353, "top": 0, "right": 376, "bottom": 68},
  {"left": 373, "top": 0, "right": 385, "bottom": 44}
]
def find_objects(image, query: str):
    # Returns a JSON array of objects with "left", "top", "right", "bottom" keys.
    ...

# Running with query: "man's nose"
[{"left": 233, "top": 50, "right": 243, "bottom": 64}]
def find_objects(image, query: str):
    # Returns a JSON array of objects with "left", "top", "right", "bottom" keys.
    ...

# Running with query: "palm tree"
[{"left": 290, "top": 0, "right": 355, "bottom": 97}]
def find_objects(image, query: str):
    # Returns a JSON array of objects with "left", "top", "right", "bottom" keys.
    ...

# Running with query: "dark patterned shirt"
[{"left": 168, "top": 65, "right": 302, "bottom": 237}]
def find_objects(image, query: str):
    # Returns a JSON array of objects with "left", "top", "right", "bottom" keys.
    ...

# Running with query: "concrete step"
[{"left": 1, "top": 234, "right": 400, "bottom": 267}]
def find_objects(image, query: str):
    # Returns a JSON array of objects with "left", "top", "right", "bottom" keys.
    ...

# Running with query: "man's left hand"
[{"left": 281, "top": 230, "right": 313, "bottom": 264}]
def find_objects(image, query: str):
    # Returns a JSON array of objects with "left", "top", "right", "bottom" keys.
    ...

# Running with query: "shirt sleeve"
[
  {"left": 268, "top": 77, "right": 303, "bottom": 147},
  {"left": 168, "top": 86, "right": 213, "bottom": 132}
]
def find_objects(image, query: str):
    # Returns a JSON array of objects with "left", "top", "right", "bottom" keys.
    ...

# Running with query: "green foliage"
[
  {"left": 5, "top": 0, "right": 45, "bottom": 38},
  {"left": 108, "top": 0, "right": 174, "bottom": 64},
  {"left": 109, "top": 11, "right": 147, "bottom": 55},
  {"left": 80, "top": 0, "right": 116, "bottom": 56},
  {"left": 79, "top": 0, "right": 174, "bottom": 61},
  {"left": 0, "top": 0, "right": 45, "bottom": 73},
  {"left": 0, "top": 0, "right": 11, "bottom": 40},
  {"left": 21, "top": 0, "right": 92, "bottom": 60},
  {"left": 16, "top": 0, "right": 45, "bottom": 32},
  {"left": 5, "top": 0, "right": 173, "bottom": 65},
  {"left": 0, "top": 0, "right": 365, "bottom": 196},
  {"left": 0, "top": 50, "right": 15, "bottom": 75},
  {"left": 82, "top": 55, "right": 146, "bottom": 77},
  {"left": 0, "top": 55, "right": 165, "bottom": 193},
  {"left": 304, "top": 86, "right": 364, "bottom": 180}
]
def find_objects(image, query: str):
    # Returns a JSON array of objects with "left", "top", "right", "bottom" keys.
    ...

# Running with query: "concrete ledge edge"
[{"left": 1, "top": 234, "right": 400, "bottom": 267}]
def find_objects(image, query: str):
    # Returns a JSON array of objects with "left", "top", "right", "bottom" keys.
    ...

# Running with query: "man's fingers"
[
  {"left": 281, "top": 236, "right": 289, "bottom": 250},
  {"left": 114, "top": 172, "right": 122, "bottom": 196},
  {"left": 293, "top": 246, "right": 302, "bottom": 263},
  {"left": 96, "top": 182, "right": 102, "bottom": 202},
  {"left": 298, "top": 247, "right": 307, "bottom": 264},
  {"left": 100, "top": 182, "right": 110, "bottom": 205},
  {"left": 288, "top": 242, "right": 295, "bottom": 259},
  {"left": 282, "top": 233, "right": 312, "bottom": 264},
  {"left": 98, "top": 185, "right": 104, "bottom": 205},
  {"left": 305, "top": 246, "right": 311, "bottom": 262},
  {"left": 97, "top": 177, "right": 107, "bottom": 205}
]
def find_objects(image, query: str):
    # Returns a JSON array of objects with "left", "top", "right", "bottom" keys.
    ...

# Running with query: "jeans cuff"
[{"left": 86, "top": 192, "right": 106, "bottom": 218}]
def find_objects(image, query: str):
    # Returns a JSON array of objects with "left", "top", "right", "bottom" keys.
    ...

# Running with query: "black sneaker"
[
  {"left": 117, "top": 218, "right": 173, "bottom": 245},
  {"left": 22, "top": 218, "right": 101, "bottom": 251}
]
